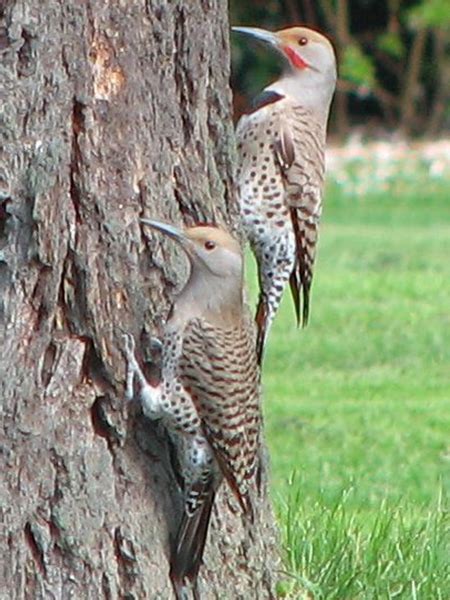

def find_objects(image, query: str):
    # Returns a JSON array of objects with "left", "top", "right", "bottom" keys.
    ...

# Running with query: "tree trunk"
[
  {"left": 319, "top": 0, "right": 351, "bottom": 139},
  {"left": 0, "top": 1, "right": 278, "bottom": 598},
  {"left": 399, "top": 27, "right": 428, "bottom": 136},
  {"left": 330, "top": 0, "right": 349, "bottom": 139},
  {"left": 426, "top": 27, "right": 450, "bottom": 137}
]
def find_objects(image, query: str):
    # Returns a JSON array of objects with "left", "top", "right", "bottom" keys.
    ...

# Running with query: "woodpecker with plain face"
[
  {"left": 233, "top": 26, "right": 337, "bottom": 364},
  {"left": 123, "top": 220, "right": 260, "bottom": 599}
]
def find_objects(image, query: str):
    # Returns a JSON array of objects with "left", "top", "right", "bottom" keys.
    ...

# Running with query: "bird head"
[
  {"left": 233, "top": 26, "right": 336, "bottom": 108},
  {"left": 141, "top": 219, "right": 243, "bottom": 280}
]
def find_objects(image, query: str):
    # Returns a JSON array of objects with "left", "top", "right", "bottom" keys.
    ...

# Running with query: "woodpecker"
[
  {"left": 123, "top": 220, "right": 261, "bottom": 599},
  {"left": 233, "top": 26, "right": 337, "bottom": 364}
]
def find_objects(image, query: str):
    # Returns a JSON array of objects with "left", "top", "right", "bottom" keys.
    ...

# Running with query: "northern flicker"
[
  {"left": 123, "top": 219, "right": 260, "bottom": 599},
  {"left": 233, "top": 26, "right": 337, "bottom": 363}
]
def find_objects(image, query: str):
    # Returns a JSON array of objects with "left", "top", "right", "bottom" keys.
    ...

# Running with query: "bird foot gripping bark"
[{"left": 122, "top": 333, "right": 164, "bottom": 419}]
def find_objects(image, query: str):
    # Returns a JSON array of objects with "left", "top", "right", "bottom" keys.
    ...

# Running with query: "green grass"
[
  {"left": 247, "top": 180, "right": 450, "bottom": 598},
  {"left": 277, "top": 483, "right": 448, "bottom": 599}
]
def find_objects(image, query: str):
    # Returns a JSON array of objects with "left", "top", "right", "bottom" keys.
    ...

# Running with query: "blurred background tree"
[{"left": 231, "top": 0, "right": 450, "bottom": 139}]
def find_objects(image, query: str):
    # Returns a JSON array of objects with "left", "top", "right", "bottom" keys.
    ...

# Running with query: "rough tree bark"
[{"left": 0, "top": 1, "right": 278, "bottom": 598}]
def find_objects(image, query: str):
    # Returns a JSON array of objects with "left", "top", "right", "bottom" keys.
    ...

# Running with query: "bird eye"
[
  {"left": 204, "top": 240, "right": 216, "bottom": 251},
  {"left": 298, "top": 37, "right": 308, "bottom": 46}
]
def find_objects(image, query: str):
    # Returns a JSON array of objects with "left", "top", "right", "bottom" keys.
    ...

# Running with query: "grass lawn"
[{"left": 247, "top": 180, "right": 450, "bottom": 598}]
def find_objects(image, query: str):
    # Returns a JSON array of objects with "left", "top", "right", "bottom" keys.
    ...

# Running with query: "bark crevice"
[{"left": 69, "top": 98, "right": 84, "bottom": 225}]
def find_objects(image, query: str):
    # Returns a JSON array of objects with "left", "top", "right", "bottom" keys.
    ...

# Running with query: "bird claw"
[
  {"left": 122, "top": 332, "right": 136, "bottom": 359},
  {"left": 122, "top": 332, "right": 162, "bottom": 408}
]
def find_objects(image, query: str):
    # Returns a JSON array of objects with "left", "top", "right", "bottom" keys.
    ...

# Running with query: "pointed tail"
[
  {"left": 289, "top": 269, "right": 301, "bottom": 327},
  {"left": 289, "top": 264, "right": 310, "bottom": 327},
  {"left": 289, "top": 207, "right": 313, "bottom": 327},
  {"left": 255, "top": 295, "right": 268, "bottom": 366},
  {"left": 170, "top": 489, "right": 215, "bottom": 600}
]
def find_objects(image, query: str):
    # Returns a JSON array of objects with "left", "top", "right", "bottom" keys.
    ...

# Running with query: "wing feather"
[
  {"left": 179, "top": 317, "right": 260, "bottom": 514},
  {"left": 276, "top": 107, "right": 325, "bottom": 326}
]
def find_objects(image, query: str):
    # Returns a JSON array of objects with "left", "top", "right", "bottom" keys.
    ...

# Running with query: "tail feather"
[
  {"left": 289, "top": 269, "right": 301, "bottom": 327},
  {"left": 290, "top": 207, "right": 312, "bottom": 327},
  {"left": 301, "top": 276, "right": 310, "bottom": 327},
  {"left": 290, "top": 260, "right": 310, "bottom": 327},
  {"left": 170, "top": 490, "right": 215, "bottom": 599},
  {"left": 255, "top": 295, "right": 268, "bottom": 366}
]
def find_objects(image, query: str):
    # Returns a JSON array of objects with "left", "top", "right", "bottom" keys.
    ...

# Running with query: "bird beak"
[
  {"left": 232, "top": 26, "right": 280, "bottom": 49},
  {"left": 140, "top": 218, "right": 193, "bottom": 255}
]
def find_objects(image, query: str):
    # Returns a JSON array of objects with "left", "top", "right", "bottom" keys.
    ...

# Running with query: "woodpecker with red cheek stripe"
[
  {"left": 123, "top": 219, "right": 261, "bottom": 599},
  {"left": 233, "top": 26, "right": 337, "bottom": 364}
]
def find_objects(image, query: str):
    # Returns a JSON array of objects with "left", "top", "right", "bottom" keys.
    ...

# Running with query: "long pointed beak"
[
  {"left": 140, "top": 218, "right": 191, "bottom": 253},
  {"left": 232, "top": 26, "right": 280, "bottom": 49}
]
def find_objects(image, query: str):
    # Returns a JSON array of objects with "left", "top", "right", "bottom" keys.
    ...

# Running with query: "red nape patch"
[{"left": 283, "top": 46, "right": 309, "bottom": 70}]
